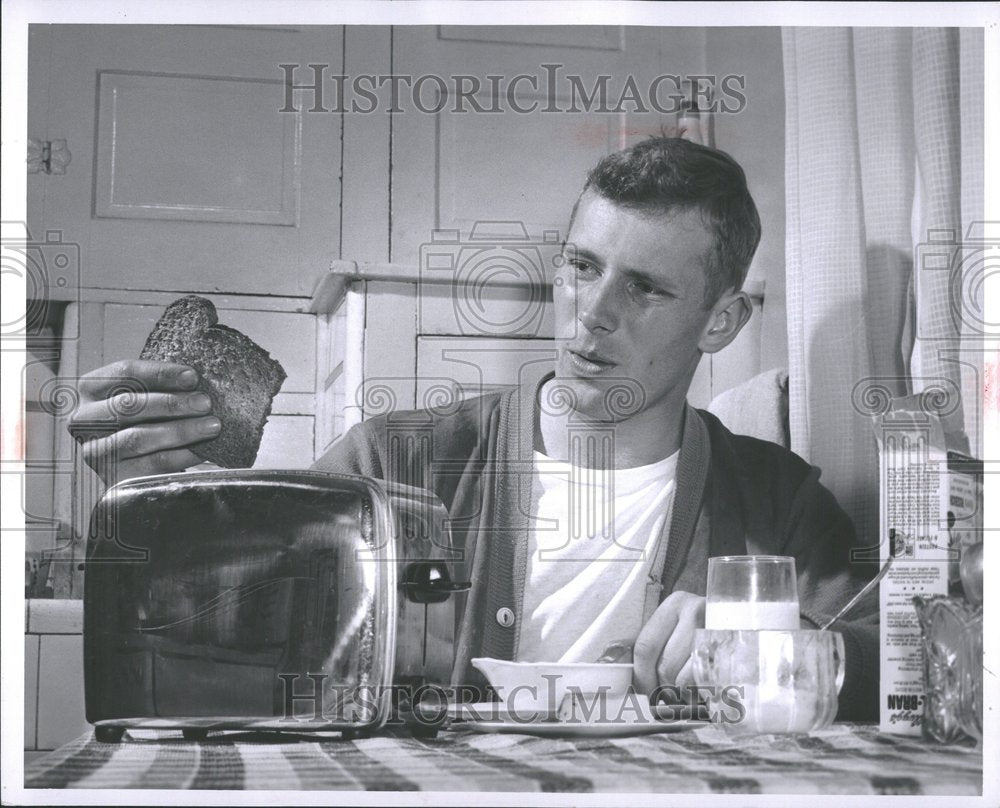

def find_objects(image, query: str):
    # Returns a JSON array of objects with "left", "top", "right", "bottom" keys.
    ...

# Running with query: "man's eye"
[
  {"left": 629, "top": 280, "right": 666, "bottom": 298},
  {"left": 567, "top": 258, "right": 597, "bottom": 275}
]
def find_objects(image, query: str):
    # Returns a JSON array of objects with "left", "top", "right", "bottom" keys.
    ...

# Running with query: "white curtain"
[{"left": 783, "top": 27, "right": 983, "bottom": 545}]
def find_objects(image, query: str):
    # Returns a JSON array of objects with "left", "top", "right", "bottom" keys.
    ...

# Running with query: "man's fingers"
[
  {"left": 656, "top": 614, "right": 698, "bottom": 687},
  {"left": 80, "top": 417, "right": 222, "bottom": 468},
  {"left": 633, "top": 594, "right": 682, "bottom": 694},
  {"left": 71, "top": 391, "right": 212, "bottom": 429},
  {"left": 633, "top": 592, "right": 706, "bottom": 696},
  {"left": 102, "top": 448, "right": 205, "bottom": 487},
  {"left": 78, "top": 360, "right": 199, "bottom": 398},
  {"left": 675, "top": 657, "right": 695, "bottom": 693}
]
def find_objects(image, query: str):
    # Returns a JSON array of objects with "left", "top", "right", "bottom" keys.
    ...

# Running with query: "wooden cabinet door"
[
  {"left": 390, "top": 25, "right": 704, "bottom": 265},
  {"left": 27, "top": 24, "right": 342, "bottom": 299}
]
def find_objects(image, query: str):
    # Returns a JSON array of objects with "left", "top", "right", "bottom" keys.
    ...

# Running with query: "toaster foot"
[
  {"left": 94, "top": 725, "right": 125, "bottom": 743},
  {"left": 410, "top": 724, "right": 439, "bottom": 739}
]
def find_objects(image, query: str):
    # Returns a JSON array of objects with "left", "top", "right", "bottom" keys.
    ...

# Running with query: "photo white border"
[{"left": 2, "top": 2, "right": 997, "bottom": 806}]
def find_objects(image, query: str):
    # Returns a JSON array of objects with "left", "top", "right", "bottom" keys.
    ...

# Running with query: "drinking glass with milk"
[{"left": 705, "top": 555, "right": 800, "bottom": 630}]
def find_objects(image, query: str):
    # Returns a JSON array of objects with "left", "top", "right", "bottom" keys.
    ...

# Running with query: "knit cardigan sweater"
[{"left": 314, "top": 368, "right": 879, "bottom": 721}]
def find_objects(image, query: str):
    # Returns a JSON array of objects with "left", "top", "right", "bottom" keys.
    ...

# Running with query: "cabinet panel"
[
  {"left": 24, "top": 352, "right": 58, "bottom": 554},
  {"left": 363, "top": 281, "right": 418, "bottom": 414},
  {"left": 95, "top": 72, "right": 300, "bottom": 225},
  {"left": 27, "top": 25, "right": 51, "bottom": 237},
  {"left": 25, "top": 636, "right": 40, "bottom": 749},
  {"left": 316, "top": 309, "right": 342, "bottom": 454},
  {"left": 36, "top": 635, "right": 88, "bottom": 750},
  {"left": 417, "top": 270, "right": 555, "bottom": 339},
  {"left": 438, "top": 107, "right": 619, "bottom": 237},
  {"left": 416, "top": 336, "right": 556, "bottom": 407},
  {"left": 255, "top": 415, "right": 314, "bottom": 469},
  {"left": 341, "top": 27, "right": 392, "bottom": 264}
]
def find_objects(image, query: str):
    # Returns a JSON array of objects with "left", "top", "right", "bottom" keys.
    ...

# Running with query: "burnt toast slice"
[{"left": 140, "top": 295, "right": 287, "bottom": 468}]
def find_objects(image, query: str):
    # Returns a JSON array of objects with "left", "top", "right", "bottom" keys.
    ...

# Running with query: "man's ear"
[{"left": 698, "top": 290, "right": 752, "bottom": 354}]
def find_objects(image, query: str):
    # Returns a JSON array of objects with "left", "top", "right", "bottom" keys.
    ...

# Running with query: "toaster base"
[
  {"left": 91, "top": 715, "right": 383, "bottom": 742},
  {"left": 90, "top": 714, "right": 441, "bottom": 743}
]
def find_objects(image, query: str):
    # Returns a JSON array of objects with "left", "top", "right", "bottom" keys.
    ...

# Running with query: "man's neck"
[{"left": 535, "top": 380, "right": 686, "bottom": 469}]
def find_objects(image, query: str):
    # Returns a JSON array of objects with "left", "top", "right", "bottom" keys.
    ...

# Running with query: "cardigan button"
[{"left": 495, "top": 607, "right": 515, "bottom": 628}]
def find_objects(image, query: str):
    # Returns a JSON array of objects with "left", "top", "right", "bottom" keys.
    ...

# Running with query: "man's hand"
[
  {"left": 632, "top": 590, "right": 705, "bottom": 696},
  {"left": 68, "top": 360, "right": 221, "bottom": 487}
]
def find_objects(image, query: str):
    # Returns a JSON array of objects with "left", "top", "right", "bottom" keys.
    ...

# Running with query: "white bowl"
[{"left": 471, "top": 657, "right": 634, "bottom": 716}]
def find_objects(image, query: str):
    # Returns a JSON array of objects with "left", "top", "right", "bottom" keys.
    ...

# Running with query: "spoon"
[
  {"left": 818, "top": 555, "right": 894, "bottom": 631},
  {"left": 596, "top": 639, "right": 634, "bottom": 664}
]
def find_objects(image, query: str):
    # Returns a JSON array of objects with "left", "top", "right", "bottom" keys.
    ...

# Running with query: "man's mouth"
[{"left": 566, "top": 348, "right": 616, "bottom": 375}]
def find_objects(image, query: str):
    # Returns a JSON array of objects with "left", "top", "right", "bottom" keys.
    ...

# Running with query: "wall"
[{"left": 706, "top": 27, "right": 787, "bottom": 374}]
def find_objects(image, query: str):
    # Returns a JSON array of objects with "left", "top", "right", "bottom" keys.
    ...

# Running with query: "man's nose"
[{"left": 577, "top": 276, "right": 620, "bottom": 333}]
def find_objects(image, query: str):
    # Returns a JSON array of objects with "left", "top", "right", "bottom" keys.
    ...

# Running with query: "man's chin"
[{"left": 544, "top": 372, "right": 646, "bottom": 423}]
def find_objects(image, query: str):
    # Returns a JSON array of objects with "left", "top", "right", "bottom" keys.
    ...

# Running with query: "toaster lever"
[{"left": 400, "top": 561, "right": 471, "bottom": 604}]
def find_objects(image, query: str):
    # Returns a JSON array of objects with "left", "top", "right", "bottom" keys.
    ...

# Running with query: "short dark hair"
[{"left": 576, "top": 137, "right": 761, "bottom": 306}]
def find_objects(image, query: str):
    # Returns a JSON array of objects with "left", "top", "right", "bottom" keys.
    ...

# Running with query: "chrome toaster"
[{"left": 83, "top": 470, "right": 468, "bottom": 741}]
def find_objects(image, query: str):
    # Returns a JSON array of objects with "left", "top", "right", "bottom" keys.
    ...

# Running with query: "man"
[{"left": 71, "top": 137, "right": 878, "bottom": 720}]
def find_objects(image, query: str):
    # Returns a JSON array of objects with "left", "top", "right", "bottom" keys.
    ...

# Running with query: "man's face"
[{"left": 553, "top": 190, "right": 717, "bottom": 423}]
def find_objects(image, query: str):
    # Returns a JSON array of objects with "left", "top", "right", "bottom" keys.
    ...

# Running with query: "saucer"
[
  {"left": 457, "top": 715, "right": 706, "bottom": 738},
  {"left": 430, "top": 699, "right": 707, "bottom": 739}
]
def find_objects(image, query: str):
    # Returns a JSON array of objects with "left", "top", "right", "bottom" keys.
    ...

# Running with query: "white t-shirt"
[{"left": 515, "top": 449, "right": 678, "bottom": 663}]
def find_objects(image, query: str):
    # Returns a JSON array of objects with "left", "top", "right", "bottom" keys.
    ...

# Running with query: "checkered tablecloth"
[{"left": 25, "top": 723, "right": 982, "bottom": 794}]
